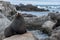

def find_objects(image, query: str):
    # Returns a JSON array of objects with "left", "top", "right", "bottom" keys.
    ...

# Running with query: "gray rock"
[
  {"left": 25, "top": 15, "right": 50, "bottom": 30},
  {"left": 2, "top": 1, "right": 17, "bottom": 16},
  {"left": 3, "top": 32, "right": 37, "bottom": 40},
  {"left": 0, "top": 1, "right": 17, "bottom": 21},
  {"left": 48, "top": 12, "right": 60, "bottom": 20},
  {"left": 0, "top": 13, "right": 11, "bottom": 40},
  {"left": 41, "top": 20, "right": 56, "bottom": 36},
  {"left": 44, "top": 26, "right": 60, "bottom": 40},
  {"left": 42, "top": 21, "right": 56, "bottom": 29}
]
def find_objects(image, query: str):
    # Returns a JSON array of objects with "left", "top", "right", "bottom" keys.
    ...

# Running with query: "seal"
[{"left": 4, "top": 13, "right": 27, "bottom": 38}]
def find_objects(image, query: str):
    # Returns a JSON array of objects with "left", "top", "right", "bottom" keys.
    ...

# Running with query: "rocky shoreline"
[
  {"left": 0, "top": 1, "right": 60, "bottom": 40},
  {"left": 15, "top": 4, "right": 49, "bottom": 12}
]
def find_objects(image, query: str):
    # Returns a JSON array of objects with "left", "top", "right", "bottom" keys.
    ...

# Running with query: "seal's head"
[{"left": 15, "top": 13, "right": 23, "bottom": 19}]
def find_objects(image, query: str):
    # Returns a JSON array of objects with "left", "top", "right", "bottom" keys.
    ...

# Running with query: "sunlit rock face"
[
  {"left": 0, "top": 1, "right": 16, "bottom": 17},
  {"left": 3, "top": 32, "right": 37, "bottom": 40},
  {"left": 0, "top": 13, "right": 11, "bottom": 40},
  {"left": 42, "top": 21, "right": 56, "bottom": 29},
  {"left": 0, "top": 13, "right": 11, "bottom": 33},
  {"left": 0, "top": 1, "right": 17, "bottom": 20}
]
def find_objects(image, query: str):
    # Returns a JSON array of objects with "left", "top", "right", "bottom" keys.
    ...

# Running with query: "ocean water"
[
  {"left": 37, "top": 5, "right": 60, "bottom": 12},
  {"left": 17, "top": 11, "right": 50, "bottom": 17}
]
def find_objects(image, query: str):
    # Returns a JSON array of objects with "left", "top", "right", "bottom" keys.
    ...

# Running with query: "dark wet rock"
[
  {"left": 15, "top": 4, "right": 49, "bottom": 12},
  {"left": 43, "top": 26, "right": 60, "bottom": 40},
  {"left": 48, "top": 12, "right": 60, "bottom": 29},
  {"left": 52, "top": 26, "right": 60, "bottom": 34},
  {"left": 56, "top": 11, "right": 59, "bottom": 13},
  {"left": 48, "top": 12, "right": 57, "bottom": 20},
  {"left": 22, "top": 13, "right": 37, "bottom": 17},
  {"left": 48, "top": 12, "right": 60, "bottom": 20}
]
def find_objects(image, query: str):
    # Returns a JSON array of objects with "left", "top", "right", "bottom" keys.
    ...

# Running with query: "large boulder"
[
  {"left": 44, "top": 26, "right": 60, "bottom": 40},
  {"left": 0, "top": 1, "right": 17, "bottom": 21},
  {"left": 2, "top": 1, "right": 17, "bottom": 16},
  {"left": 0, "top": 13, "right": 11, "bottom": 40},
  {"left": 42, "top": 21, "right": 56, "bottom": 29},
  {"left": 3, "top": 32, "right": 37, "bottom": 40},
  {"left": 41, "top": 21, "right": 56, "bottom": 36},
  {"left": 0, "top": 13, "right": 11, "bottom": 33},
  {"left": 50, "top": 27, "right": 60, "bottom": 40},
  {"left": 48, "top": 12, "right": 60, "bottom": 29}
]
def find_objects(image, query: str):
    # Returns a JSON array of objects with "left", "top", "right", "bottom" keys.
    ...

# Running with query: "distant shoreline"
[{"left": 13, "top": 4, "right": 60, "bottom": 6}]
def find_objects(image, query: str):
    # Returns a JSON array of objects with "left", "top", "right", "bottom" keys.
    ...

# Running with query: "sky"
[{"left": 4, "top": 0, "right": 60, "bottom": 5}]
